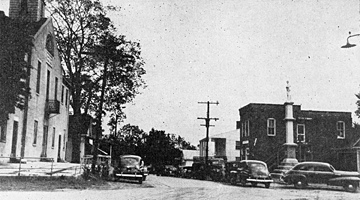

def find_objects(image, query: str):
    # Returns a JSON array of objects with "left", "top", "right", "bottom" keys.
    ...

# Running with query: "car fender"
[
  {"left": 285, "top": 174, "right": 307, "bottom": 183},
  {"left": 328, "top": 177, "right": 360, "bottom": 186}
]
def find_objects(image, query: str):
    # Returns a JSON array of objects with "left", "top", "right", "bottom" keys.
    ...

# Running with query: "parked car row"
[
  {"left": 106, "top": 155, "right": 360, "bottom": 192},
  {"left": 281, "top": 161, "right": 360, "bottom": 192},
  {"left": 178, "top": 159, "right": 273, "bottom": 188},
  {"left": 168, "top": 160, "right": 360, "bottom": 193}
]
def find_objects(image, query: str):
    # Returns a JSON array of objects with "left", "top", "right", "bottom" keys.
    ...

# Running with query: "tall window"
[
  {"left": 241, "top": 120, "right": 250, "bottom": 137},
  {"left": 54, "top": 77, "right": 58, "bottom": 100},
  {"left": 61, "top": 85, "right": 64, "bottom": 103},
  {"left": 65, "top": 89, "right": 69, "bottom": 106},
  {"left": 337, "top": 121, "right": 345, "bottom": 139},
  {"left": 63, "top": 129, "right": 66, "bottom": 151},
  {"left": 241, "top": 122, "right": 244, "bottom": 138},
  {"left": 46, "top": 34, "right": 54, "bottom": 56},
  {"left": 36, "top": 61, "right": 41, "bottom": 94},
  {"left": 235, "top": 141, "right": 241, "bottom": 150},
  {"left": 46, "top": 69, "right": 50, "bottom": 100},
  {"left": 267, "top": 118, "right": 276, "bottom": 136},
  {"left": 0, "top": 123, "right": 6, "bottom": 142},
  {"left": 297, "top": 124, "right": 305, "bottom": 142},
  {"left": 52, "top": 127, "right": 56, "bottom": 148},
  {"left": 33, "top": 120, "right": 38, "bottom": 145},
  {"left": 20, "top": 0, "right": 28, "bottom": 14},
  {"left": 245, "top": 120, "right": 250, "bottom": 136}
]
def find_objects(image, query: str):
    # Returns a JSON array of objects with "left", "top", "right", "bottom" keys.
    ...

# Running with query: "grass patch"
[{"left": 0, "top": 176, "right": 109, "bottom": 191}]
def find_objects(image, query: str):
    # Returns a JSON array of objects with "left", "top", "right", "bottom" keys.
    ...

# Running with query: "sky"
[{"left": 1, "top": 0, "right": 360, "bottom": 145}]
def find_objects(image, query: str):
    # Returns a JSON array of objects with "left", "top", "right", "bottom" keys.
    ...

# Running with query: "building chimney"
[
  {"left": 0, "top": 11, "right": 5, "bottom": 18},
  {"left": 9, "top": 0, "right": 45, "bottom": 22}
]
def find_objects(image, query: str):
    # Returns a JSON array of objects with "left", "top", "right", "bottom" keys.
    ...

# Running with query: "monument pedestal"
[{"left": 282, "top": 143, "right": 298, "bottom": 166}]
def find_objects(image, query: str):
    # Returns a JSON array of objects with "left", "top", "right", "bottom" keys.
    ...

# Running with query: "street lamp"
[
  {"left": 341, "top": 33, "right": 360, "bottom": 48},
  {"left": 341, "top": 33, "right": 360, "bottom": 173}
]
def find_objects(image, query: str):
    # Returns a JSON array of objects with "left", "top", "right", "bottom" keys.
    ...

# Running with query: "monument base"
[
  {"left": 281, "top": 142, "right": 298, "bottom": 170},
  {"left": 281, "top": 158, "right": 298, "bottom": 166}
]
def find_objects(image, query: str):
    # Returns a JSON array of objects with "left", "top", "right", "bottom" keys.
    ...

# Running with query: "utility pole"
[{"left": 198, "top": 101, "right": 219, "bottom": 166}]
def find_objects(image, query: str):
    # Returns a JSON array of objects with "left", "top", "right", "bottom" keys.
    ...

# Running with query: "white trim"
[
  {"left": 115, "top": 174, "right": 143, "bottom": 178},
  {"left": 247, "top": 179, "right": 273, "bottom": 183}
]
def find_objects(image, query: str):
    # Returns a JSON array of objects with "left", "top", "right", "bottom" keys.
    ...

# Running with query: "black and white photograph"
[{"left": 1, "top": 0, "right": 360, "bottom": 199}]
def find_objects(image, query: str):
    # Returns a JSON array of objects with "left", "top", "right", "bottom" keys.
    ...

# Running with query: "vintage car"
[
  {"left": 281, "top": 162, "right": 360, "bottom": 192},
  {"left": 142, "top": 166, "right": 149, "bottom": 181},
  {"left": 191, "top": 162, "right": 207, "bottom": 180},
  {"left": 179, "top": 166, "right": 193, "bottom": 178},
  {"left": 112, "top": 155, "right": 145, "bottom": 184},
  {"left": 226, "top": 160, "right": 273, "bottom": 188},
  {"left": 225, "top": 161, "right": 241, "bottom": 182}
]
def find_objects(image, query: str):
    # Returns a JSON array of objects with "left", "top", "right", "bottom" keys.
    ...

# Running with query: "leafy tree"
[
  {"left": 355, "top": 93, "right": 360, "bottom": 118},
  {"left": 47, "top": 0, "right": 112, "bottom": 116},
  {"left": 142, "top": 129, "right": 182, "bottom": 168},
  {"left": 0, "top": 15, "right": 32, "bottom": 125},
  {"left": 46, "top": 0, "right": 146, "bottom": 167},
  {"left": 100, "top": 124, "right": 146, "bottom": 158},
  {"left": 174, "top": 135, "right": 197, "bottom": 150},
  {"left": 100, "top": 126, "right": 195, "bottom": 169}
]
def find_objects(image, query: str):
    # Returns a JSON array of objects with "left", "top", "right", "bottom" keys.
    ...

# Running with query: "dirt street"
[{"left": 0, "top": 175, "right": 359, "bottom": 200}]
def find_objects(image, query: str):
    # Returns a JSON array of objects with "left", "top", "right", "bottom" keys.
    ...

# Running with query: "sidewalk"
[{"left": 0, "top": 161, "right": 82, "bottom": 177}]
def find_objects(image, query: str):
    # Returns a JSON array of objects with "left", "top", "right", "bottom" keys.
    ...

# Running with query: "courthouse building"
[{"left": 0, "top": 0, "right": 70, "bottom": 163}]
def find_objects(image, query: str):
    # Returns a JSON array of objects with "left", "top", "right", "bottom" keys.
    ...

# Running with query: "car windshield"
[
  {"left": 121, "top": 157, "right": 140, "bottom": 167},
  {"left": 249, "top": 163, "right": 268, "bottom": 175},
  {"left": 329, "top": 164, "right": 335, "bottom": 172}
]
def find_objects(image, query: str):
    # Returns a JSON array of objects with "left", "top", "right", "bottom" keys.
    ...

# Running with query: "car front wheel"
[
  {"left": 240, "top": 177, "right": 247, "bottom": 186},
  {"left": 230, "top": 176, "right": 237, "bottom": 185},
  {"left": 294, "top": 179, "right": 307, "bottom": 189},
  {"left": 344, "top": 182, "right": 358, "bottom": 192},
  {"left": 265, "top": 183, "right": 270, "bottom": 188}
]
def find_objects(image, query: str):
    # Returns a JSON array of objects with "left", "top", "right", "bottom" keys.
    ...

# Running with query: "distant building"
[
  {"left": 181, "top": 149, "right": 199, "bottom": 167},
  {"left": 0, "top": 0, "right": 70, "bottom": 162},
  {"left": 199, "top": 129, "right": 240, "bottom": 162},
  {"left": 238, "top": 103, "right": 360, "bottom": 171}
]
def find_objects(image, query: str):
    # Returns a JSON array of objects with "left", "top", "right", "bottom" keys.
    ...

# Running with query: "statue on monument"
[{"left": 286, "top": 81, "right": 291, "bottom": 102}]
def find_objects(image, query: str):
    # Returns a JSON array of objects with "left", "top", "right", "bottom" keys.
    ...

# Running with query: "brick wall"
[
  {"left": 9, "top": 0, "right": 44, "bottom": 22},
  {"left": 238, "top": 103, "right": 359, "bottom": 171}
]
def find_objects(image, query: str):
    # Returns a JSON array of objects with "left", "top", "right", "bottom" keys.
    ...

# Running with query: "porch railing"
[{"left": 0, "top": 156, "right": 81, "bottom": 177}]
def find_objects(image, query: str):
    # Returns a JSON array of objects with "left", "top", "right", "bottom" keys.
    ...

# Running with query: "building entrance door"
[
  {"left": 57, "top": 135, "right": 61, "bottom": 161},
  {"left": 11, "top": 120, "right": 19, "bottom": 158},
  {"left": 41, "top": 125, "right": 48, "bottom": 158}
]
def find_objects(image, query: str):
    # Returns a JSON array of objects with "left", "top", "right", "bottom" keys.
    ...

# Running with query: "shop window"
[
  {"left": 267, "top": 118, "right": 276, "bottom": 136},
  {"left": 297, "top": 124, "right": 305, "bottom": 142},
  {"left": 337, "top": 121, "right": 345, "bottom": 139}
]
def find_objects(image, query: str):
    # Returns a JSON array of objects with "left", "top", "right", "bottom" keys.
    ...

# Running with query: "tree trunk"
[{"left": 91, "top": 58, "right": 109, "bottom": 173}]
